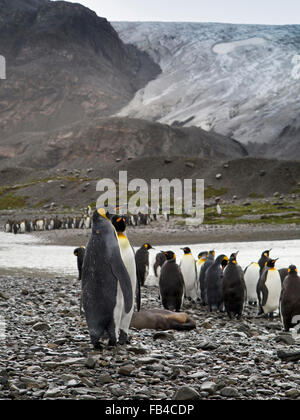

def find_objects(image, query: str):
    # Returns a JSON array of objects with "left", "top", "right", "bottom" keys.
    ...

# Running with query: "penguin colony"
[
  {"left": 73, "top": 212, "right": 300, "bottom": 349},
  {"left": 3, "top": 210, "right": 161, "bottom": 235}
]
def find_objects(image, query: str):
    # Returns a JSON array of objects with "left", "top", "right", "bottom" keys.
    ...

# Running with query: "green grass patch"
[
  {"left": 204, "top": 186, "right": 228, "bottom": 199},
  {"left": 204, "top": 200, "right": 300, "bottom": 225},
  {"left": 248, "top": 192, "right": 265, "bottom": 199},
  {"left": 0, "top": 194, "right": 28, "bottom": 210}
]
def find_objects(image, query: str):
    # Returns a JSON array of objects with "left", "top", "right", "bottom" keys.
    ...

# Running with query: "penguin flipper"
[
  {"left": 136, "top": 273, "right": 141, "bottom": 312},
  {"left": 261, "top": 283, "right": 269, "bottom": 307},
  {"left": 108, "top": 260, "right": 133, "bottom": 314}
]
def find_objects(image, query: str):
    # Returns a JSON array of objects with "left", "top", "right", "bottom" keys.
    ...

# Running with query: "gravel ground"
[{"left": 1, "top": 274, "right": 300, "bottom": 400}]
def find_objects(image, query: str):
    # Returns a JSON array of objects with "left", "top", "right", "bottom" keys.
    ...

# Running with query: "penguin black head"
[
  {"left": 163, "top": 251, "right": 176, "bottom": 261},
  {"left": 111, "top": 215, "right": 126, "bottom": 233},
  {"left": 181, "top": 247, "right": 192, "bottom": 255},
  {"left": 198, "top": 251, "right": 208, "bottom": 260},
  {"left": 209, "top": 250, "right": 215, "bottom": 257},
  {"left": 96, "top": 205, "right": 119, "bottom": 221},
  {"left": 262, "top": 249, "right": 272, "bottom": 258},
  {"left": 216, "top": 254, "right": 229, "bottom": 269},
  {"left": 74, "top": 246, "right": 85, "bottom": 257},
  {"left": 143, "top": 243, "right": 153, "bottom": 250},
  {"left": 288, "top": 265, "right": 298, "bottom": 274},
  {"left": 266, "top": 258, "right": 279, "bottom": 268},
  {"left": 229, "top": 251, "right": 239, "bottom": 264}
]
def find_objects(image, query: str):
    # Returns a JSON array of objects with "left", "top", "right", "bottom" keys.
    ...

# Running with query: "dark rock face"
[
  {"left": 0, "top": 117, "right": 247, "bottom": 170},
  {"left": 0, "top": 0, "right": 161, "bottom": 139}
]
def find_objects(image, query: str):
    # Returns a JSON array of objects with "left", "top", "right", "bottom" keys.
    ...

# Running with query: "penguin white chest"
[
  {"left": 118, "top": 236, "right": 137, "bottom": 293},
  {"left": 264, "top": 269, "right": 282, "bottom": 314},
  {"left": 245, "top": 263, "right": 260, "bottom": 302},
  {"left": 181, "top": 256, "right": 197, "bottom": 299}
]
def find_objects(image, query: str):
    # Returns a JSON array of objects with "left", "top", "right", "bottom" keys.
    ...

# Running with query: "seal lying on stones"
[{"left": 130, "top": 309, "right": 196, "bottom": 331}]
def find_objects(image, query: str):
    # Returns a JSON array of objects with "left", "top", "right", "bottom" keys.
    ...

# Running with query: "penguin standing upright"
[
  {"left": 153, "top": 252, "right": 167, "bottom": 280},
  {"left": 159, "top": 251, "right": 185, "bottom": 312},
  {"left": 111, "top": 215, "right": 139, "bottom": 344},
  {"left": 206, "top": 254, "right": 229, "bottom": 312},
  {"left": 196, "top": 252, "right": 208, "bottom": 298},
  {"left": 135, "top": 243, "right": 154, "bottom": 287},
  {"left": 196, "top": 252, "right": 208, "bottom": 279},
  {"left": 244, "top": 249, "right": 272, "bottom": 306},
  {"left": 81, "top": 209, "right": 133, "bottom": 349},
  {"left": 199, "top": 251, "right": 215, "bottom": 305},
  {"left": 257, "top": 258, "right": 281, "bottom": 316},
  {"left": 180, "top": 247, "right": 198, "bottom": 302},
  {"left": 223, "top": 252, "right": 246, "bottom": 319},
  {"left": 280, "top": 265, "right": 300, "bottom": 332},
  {"left": 74, "top": 246, "right": 86, "bottom": 280}
]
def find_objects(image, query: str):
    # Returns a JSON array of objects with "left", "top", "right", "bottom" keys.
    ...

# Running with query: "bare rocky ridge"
[{"left": 0, "top": 0, "right": 161, "bottom": 139}]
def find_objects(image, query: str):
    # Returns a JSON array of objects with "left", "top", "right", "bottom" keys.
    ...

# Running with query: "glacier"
[{"left": 113, "top": 22, "right": 300, "bottom": 147}]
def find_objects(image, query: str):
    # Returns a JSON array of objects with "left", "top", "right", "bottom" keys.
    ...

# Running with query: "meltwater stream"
[{"left": 0, "top": 232, "right": 299, "bottom": 280}]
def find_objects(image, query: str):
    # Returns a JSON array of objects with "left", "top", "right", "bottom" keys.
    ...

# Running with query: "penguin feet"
[
  {"left": 108, "top": 339, "right": 117, "bottom": 347},
  {"left": 119, "top": 330, "right": 131, "bottom": 345},
  {"left": 92, "top": 341, "right": 102, "bottom": 351}
]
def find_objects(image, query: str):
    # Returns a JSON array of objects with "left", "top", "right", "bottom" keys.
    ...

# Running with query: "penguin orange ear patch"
[
  {"left": 145, "top": 244, "right": 148, "bottom": 249},
  {"left": 98, "top": 208, "right": 107, "bottom": 218}
]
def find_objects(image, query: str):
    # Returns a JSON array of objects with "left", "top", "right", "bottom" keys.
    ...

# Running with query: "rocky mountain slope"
[
  {"left": 113, "top": 22, "right": 300, "bottom": 158},
  {"left": 0, "top": 117, "right": 248, "bottom": 170},
  {"left": 0, "top": 0, "right": 160, "bottom": 140}
]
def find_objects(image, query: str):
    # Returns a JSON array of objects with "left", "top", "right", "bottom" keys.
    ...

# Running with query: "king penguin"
[
  {"left": 180, "top": 247, "right": 198, "bottom": 303},
  {"left": 257, "top": 258, "right": 281, "bottom": 317},
  {"left": 199, "top": 250, "right": 215, "bottom": 305},
  {"left": 280, "top": 265, "right": 300, "bottom": 332},
  {"left": 111, "top": 215, "right": 139, "bottom": 344},
  {"left": 153, "top": 252, "right": 167, "bottom": 280},
  {"left": 196, "top": 252, "right": 208, "bottom": 299},
  {"left": 81, "top": 209, "right": 133, "bottom": 349},
  {"left": 159, "top": 251, "right": 185, "bottom": 312},
  {"left": 258, "top": 249, "right": 272, "bottom": 276},
  {"left": 74, "top": 246, "right": 86, "bottom": 280},
  {"left": 135, "top": 243, "right": 154, "bottom": 287},
  {"left": 244, "top": 249, "right": 272, "bottom": 306},
  {"left": 206, "top": 254, "right": 229, "bottom": 312},
  {"left": 223, "top": 252, "right": 246, "bottom": 319}
]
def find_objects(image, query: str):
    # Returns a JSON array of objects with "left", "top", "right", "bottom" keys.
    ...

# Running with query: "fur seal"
[{"left": 130, "top": 309, "right": 196, "bottom": 331}]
